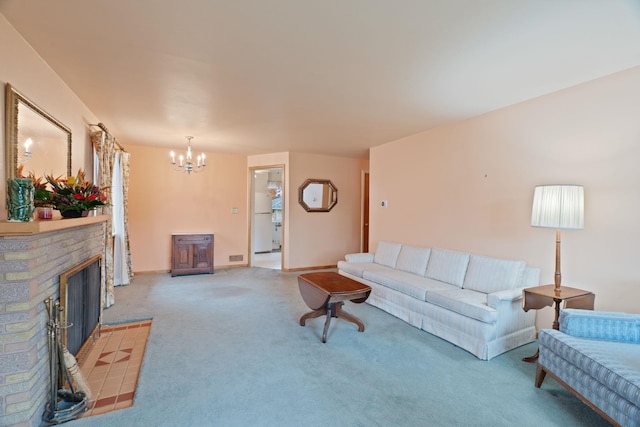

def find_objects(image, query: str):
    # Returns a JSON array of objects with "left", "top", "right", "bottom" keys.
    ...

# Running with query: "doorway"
[
  {"left": 362, "top": 170, "right": 370, "bottom": 252},
  {"left": 250, "top": 167, "right": 284, "bottom": 270}
]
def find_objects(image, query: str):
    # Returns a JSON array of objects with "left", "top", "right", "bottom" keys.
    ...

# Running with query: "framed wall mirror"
[
  {"left": 4, "top": 83, "right": 72, "bottom": 183},
  {"left": 298, "top": 179, "right": 338, "bottom": 212}
]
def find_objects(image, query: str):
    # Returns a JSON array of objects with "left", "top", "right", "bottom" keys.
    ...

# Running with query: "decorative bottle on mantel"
[{"left": 6, "top": 177, "right": 34, "bottom": 222}]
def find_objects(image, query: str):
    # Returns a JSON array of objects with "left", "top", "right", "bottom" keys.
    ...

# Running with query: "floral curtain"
[
  {"left": 122, "top": 151, "right": 134, "bottom": 282},
  {"left": 113, "top": 151, "right": 134, "bottom": 286},
  {"left": 90, "top": 127, "right": 132, "bottom": 308},
  {"left": 91, "top": 130, "right": 114, "bottom": 307}
]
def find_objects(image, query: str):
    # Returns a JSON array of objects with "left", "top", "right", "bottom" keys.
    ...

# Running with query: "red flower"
[{"left": 74, "top": 194, "right": 85, "bottom": 200}]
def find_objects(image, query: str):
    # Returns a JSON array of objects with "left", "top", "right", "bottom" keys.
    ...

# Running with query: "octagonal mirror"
[{"left": 298, "top": 179, "right": 337, "bottom": 212}]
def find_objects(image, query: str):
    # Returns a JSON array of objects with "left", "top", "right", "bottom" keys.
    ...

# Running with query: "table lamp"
[{"left": 531, "top": 185, "right": 584, "bottom": 291}]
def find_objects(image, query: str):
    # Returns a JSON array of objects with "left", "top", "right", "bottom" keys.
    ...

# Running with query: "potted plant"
[{"left": 46, "top": 169, "right": 109, "bottom": 218}]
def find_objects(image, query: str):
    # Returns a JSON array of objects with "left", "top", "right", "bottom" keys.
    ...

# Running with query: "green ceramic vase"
[{"left": 7, "top": 178, "right": 35, "bottom": 222}]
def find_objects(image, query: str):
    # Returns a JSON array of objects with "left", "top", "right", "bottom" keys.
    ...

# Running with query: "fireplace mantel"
[{"left": 0, "top": 214, "right": 109, "bottom": 236}]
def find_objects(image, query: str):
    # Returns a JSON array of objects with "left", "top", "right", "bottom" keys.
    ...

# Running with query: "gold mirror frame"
[
  {"left": 4, "top": 83, "right": 72, "bottom": 182},
  {"left": 298, "top": 179, "right": 338, "bottom": 212}
]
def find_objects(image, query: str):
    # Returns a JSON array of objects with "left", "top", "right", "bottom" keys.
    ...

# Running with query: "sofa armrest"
[
  {"left": 560, "top": 308, "right": 640, "bottom": 343},
  {"left": 344, "top": 253, "right": 375, "bottom": 263},
  {"left": 486, "top": 288, "right": 523, "bottom": 309}
]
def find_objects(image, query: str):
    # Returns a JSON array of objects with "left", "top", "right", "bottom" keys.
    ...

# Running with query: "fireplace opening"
[{"left": 60, "top": 254, "right": 102, "bottom": 355}]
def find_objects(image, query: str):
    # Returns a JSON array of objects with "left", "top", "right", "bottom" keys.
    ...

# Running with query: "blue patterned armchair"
[{"left": 536, "top": 309, "right": 640, "bottom": 427}]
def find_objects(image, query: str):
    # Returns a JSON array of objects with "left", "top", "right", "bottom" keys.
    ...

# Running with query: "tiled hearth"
[
  {"left": 77, "top": 320, "right": 151, "bottom": 418},
  {"left": 0, "top": 216, "right": 107, "bottom": 427}
]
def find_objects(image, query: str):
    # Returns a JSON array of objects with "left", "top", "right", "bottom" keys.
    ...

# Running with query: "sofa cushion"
[
  {"left": 425, "top": 248, "right": 470, "bottom": 288},
  {"left": 560, "top": 309, "right": 640, "bottom": 343},
  {"left": 374, "top": 241, "right": 402, "bottom": 268},
  {"left": 363, "top": 269, "right": 457, "bottom": 301},
  {"left": 337, "top": 260, "right": 394, "bottom": 279},
  {"left": 539, "top": 329, "right": 640, "bottom": 409},
  {"left": 426, "top": 289, "right": 498, "bottom": 324},
  {"left": 344, "top": 253, "right": 375, "bottom": 263},
  {"left": 395, "top": 245, "right": 431, "bottom": 276},
  {"left": 462, "top": 255, "right": 526, "bottom": 294}
]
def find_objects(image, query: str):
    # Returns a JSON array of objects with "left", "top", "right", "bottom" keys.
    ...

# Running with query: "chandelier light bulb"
[
  {"left": 20, "top": 138, "right": 33, "bottom": 161},
  {"left": 169, "top": 136, "right": 206, "bottom": 174}
]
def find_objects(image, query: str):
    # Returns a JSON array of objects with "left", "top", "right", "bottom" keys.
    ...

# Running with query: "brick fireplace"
[{"left": 0, "top": 216, "right": 107, "bottom": 427}]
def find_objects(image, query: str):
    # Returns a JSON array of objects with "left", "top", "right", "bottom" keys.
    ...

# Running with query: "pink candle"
[{"left": 38, "top": 207, "right": 53, "bottom": 220}]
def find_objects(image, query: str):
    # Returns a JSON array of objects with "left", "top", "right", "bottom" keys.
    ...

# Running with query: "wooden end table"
[
  {"left": 522, "top": 284, "right": 594, "bottom": 362},
  {"left": 298, "top": 272, "right": 371, "bottom": 343}
]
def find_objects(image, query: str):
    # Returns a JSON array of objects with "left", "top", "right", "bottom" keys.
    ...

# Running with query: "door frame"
[
  {"left": 249, "top": 165, "right": 285, "bottom": 269},
  {"left": 361, "top": 170, "right": 370, "bottom": 252}
]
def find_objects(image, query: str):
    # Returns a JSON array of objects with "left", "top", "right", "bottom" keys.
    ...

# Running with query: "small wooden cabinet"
[{"left": 171, "top": 233, "right": 214, "bottom": 276}]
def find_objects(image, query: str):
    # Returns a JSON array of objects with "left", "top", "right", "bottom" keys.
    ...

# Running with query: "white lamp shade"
[{"left": 531, "top": 185, "right": 584, "bottom": 230}]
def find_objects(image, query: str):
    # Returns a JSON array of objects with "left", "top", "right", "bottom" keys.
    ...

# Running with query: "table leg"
[
  {"left": 335, "top": 302, "right": 365, "bottom": 332},
  {"left": 301, "top": 301, "right": 367, "bottom": 343},
  {"left": 322, "top": 305, "right": 334, "bottom": 343},
  {"left": 522, "top": 349, "right": 539, "bottom": 363},
  {"left": 552, "top": 298, "right": 561, "bottom": 330},
  {"left": 299, "top": 309, "right": 327, "bottom": 326},
  {"left": 523, "top": 299, "right": 562, "bottom": 362},
  {"left": 299, "top": 307, "right": 334, "bottom": 343}
]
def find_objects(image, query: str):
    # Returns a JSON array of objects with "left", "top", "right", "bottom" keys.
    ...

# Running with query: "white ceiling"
[{"left": 1, "top": 1, "right": 639, "bottom": 158}]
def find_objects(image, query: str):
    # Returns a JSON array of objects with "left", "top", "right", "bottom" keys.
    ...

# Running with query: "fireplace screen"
[{"left": 59, "top": 254, "right": 102, "bottom": 355}]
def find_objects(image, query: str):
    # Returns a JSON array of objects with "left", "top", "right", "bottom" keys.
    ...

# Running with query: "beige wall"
[
  {"left": 370, "top": 66, "right": 640, "bottom": 328},
  {"left": 288, "top": 152, "right": 367, "bottom": 270},
  {"left": 249, "top": 152, "right": 367, "bottom": 270},
  {"left": 127, "top": 144, "right": 248, "bottom": 272},
  {"left": 0, "top": 16, "right": 97, "bottom": 219}
]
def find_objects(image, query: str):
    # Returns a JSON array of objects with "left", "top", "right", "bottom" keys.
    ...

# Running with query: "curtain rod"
[{"left": 89, "top": 123, "right": 126, "bottom": 152}]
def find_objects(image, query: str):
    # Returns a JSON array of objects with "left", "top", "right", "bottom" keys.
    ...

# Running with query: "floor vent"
[{"left": 229, "top": 255, "right": 243, "bottom": 262}]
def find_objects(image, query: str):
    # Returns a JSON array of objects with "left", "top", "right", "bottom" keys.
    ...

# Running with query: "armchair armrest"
[
  {"left": 344, "top": 253, "right": 375, "bottom": 263},
  {"left": 559, "top": 309, "right": 640, "bottom": 343},
  {"left": 487, "top": 288, "right": 523, "bottom": 309}
]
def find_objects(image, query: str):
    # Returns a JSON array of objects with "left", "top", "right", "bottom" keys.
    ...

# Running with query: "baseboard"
[
  {"left": 283, "top": 264, "right": 337, "bottom": 272},
  {"left": 133, "top": 264, "right": 251, "bottom": 275},
  {"left": 133, "top": 264, "right": 332, "bottom": 275},
  {"left": 133, "top": 269, "right": 170, "bottom": 275},
  {"left": 218, "top": 264, "right": 249, "bottom": 269}
]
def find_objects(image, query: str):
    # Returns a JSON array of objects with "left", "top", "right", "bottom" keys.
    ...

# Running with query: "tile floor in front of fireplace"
[{"left": 76, "top": 319, "right": 151, "bottom": 418}]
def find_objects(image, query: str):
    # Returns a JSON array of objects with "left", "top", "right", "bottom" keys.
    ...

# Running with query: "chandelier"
[{"left": 170, "top": 136, "right": 206, "bottom": 174}]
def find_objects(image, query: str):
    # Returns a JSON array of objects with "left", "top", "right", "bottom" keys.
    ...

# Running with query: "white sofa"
[{"left": 337, "top": 241, "right": 541, "bottom": 360}]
